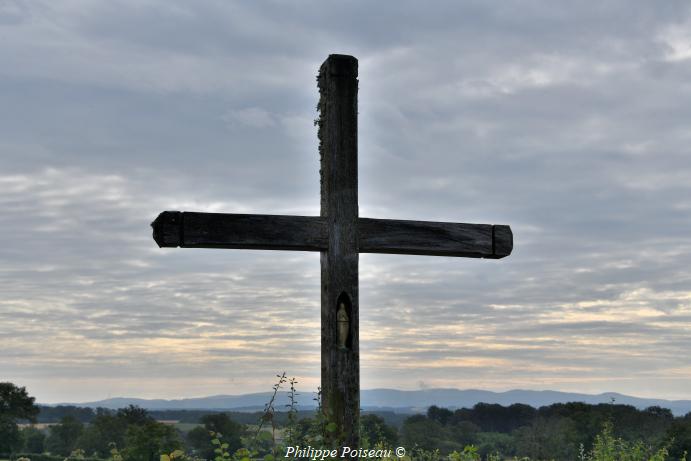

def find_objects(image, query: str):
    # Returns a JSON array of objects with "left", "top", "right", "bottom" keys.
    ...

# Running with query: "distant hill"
[{"left": 50, "top": 389, "right": 691, "bottom": 416}]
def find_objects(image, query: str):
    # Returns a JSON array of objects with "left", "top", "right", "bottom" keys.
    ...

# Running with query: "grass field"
[{"left": 173, "top": 422, "right": 201, "bottom": 432}]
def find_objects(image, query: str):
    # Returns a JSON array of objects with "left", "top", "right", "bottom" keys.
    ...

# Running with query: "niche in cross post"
[{"left": 336, "top": 292, "right": 353, "bottom": 350}]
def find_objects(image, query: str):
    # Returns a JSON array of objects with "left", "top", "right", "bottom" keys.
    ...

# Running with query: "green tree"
[
  {"left": 427, "top": 406, "right": 453, "bottom": 425},
  {"left": 587, "top": 421, "right": 670, "bottom": 461},
  {"left": 76, "top": 424, "right": 111, "bottom": 458},
  {"left": 117, "top": 406, "right": 153, "bottom": 426},
  {"left": 448, "top": 421, "right": 480, "bottom": 449},
  {"left": 75, "top": 411, "right": 127, "bottom": 457},
  {"left": 513, "top": 416, "right": 580, "bottom": 461},
  {"left": 456, "top": 403, "right": 536, "bottom": 433},
  {"left": 0, "top": 383, "right": 40, "bottom": 422},
  {"left": 0, "top": 415, "right": 22, "bottom": 453},
  {"left": 401, "top": 414, "right": 444, "bottom": 451},
  {"left": 0, "top": 383, "right": 40, "bottom": 454},
  {"left": 185, "top": 426, "right": 211, "bottom": 457},
  {"left": 122, "top": 421, "right": 181, "bottom": 461},
  {"left": 187, "top": 413, "right": 243, "bottom": 459},
  {"left": 666, "top": 417, "right": 691, "bottom": 459},
  {"left": 474, "top": 431, "right": 515, "bottom": 458},
  {"left": 288, "top": 417, "right": 318, "bottom": 446},
  {"left": 20, "top": 426, "right": 46, "bottom": 453},
  {"left": 45, "top": 415, "right": 84, "bottom": 456},
  {"left": 360, "top": 414, "right": 398, "bottom": 448}
]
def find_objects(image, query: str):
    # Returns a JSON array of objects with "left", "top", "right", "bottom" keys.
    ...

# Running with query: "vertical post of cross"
[{"left": 317, "top": 54, "right": 360, "bottom": 447}]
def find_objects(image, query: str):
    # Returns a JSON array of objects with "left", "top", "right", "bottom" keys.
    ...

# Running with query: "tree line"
[
  {"left": 403, "top": 402, "right": 691, "bottom": 459},
  {"left": 3, "top": 382, "right": 691, "bottom": 460}
]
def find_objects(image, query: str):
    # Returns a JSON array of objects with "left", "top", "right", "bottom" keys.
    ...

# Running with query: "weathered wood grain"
[
  {"left": 318, "top": 54, "right": 360, "bottom": 448},
  {"left": 151, "top": 211, "right": 327, "bottom": 251},
  {"left": 359, "top": 218, "right": 513, "bottom": 259},
  {"left": 152, "top": 211, "right": 513, "bottom": 258}
]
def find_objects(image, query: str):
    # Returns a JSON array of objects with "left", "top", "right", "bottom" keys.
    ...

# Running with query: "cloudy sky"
[{"left": 2, "top": 0, "right": 691, "bottom": 404}]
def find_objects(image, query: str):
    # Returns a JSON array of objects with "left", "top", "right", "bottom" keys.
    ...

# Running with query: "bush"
[{"left": 9, "top": 454, "right": 104, "bottom": 461}]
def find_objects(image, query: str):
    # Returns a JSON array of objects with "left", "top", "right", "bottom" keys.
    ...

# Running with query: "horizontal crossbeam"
[
  {"left": 151, "top": 211, "right": 327, "bottom": 252},
  {"left": 359, "top": 217, "right": 512, "bottom": 258},
  {"left": 152, "top": 211, "right": 512, "bottom": 259}
]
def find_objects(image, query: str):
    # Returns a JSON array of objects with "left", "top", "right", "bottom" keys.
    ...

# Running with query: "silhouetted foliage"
[
  {"left": 117, "top": 406, "right": 154, "bottom": 427},
  {"left": 0, "top": 415, "right": 22, "bottom": 453},
  {"left": 75, "top": 411, "right": 126, "bottom": 458},
  {"left": 9, "top": 393, "right": 691, "bottom": 461},
  {"left": 453, "top": 403, "right": 537, "bottom": 433},
  {"left": 667, "top": 417, "right": 691, "bottom": 459},
  {"left": 360, "top": 414, "right": 398, "bottom": 448},
  {"left": 0, "top": 383, "right": 40, "bottom": 454},
  {"left": 186, "top": 413, "right": 243, "bottom": 459},
  {"left": 400, "top": 401, "right": 689, "bottom": 459},
  {"left": 20, "top": 426, "right": 45, "bottom": 453},
  {"left": 45, "top": 415, "right": 84, "bottom": 456},
  {"left": 427, "top": 405, "right": 454, "bottom": 425},
  {"left": 1, "top": 383, "right": 40, "bottom": 423},
  {"left": 122, "top": 420, "right": 181, "bottom": 461}
]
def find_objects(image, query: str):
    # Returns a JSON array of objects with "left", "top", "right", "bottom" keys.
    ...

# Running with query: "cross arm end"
[
  {"left": 151, "top": 211, "right": 182, "bottom": 248},
  {"left": 490, "top": 225, "right": 513, "bottom": 259}
]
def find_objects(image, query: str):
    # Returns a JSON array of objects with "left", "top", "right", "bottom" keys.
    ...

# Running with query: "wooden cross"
[{"left": 151, "top": 54, "right": 512, "bottom": 447}]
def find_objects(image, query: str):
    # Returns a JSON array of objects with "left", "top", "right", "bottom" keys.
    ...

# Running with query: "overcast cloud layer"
[{"left": 2, "top": 0, "right": 691, "bottom": 403}]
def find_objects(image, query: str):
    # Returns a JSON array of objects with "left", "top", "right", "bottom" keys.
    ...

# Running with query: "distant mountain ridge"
[{"left": 51, "top": 389, "right": 691, "bottom": 416}]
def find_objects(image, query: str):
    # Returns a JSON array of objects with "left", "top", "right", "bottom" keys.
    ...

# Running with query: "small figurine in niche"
[{"left": 337, "top": 301, "right": 350, "bottom": 349}]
